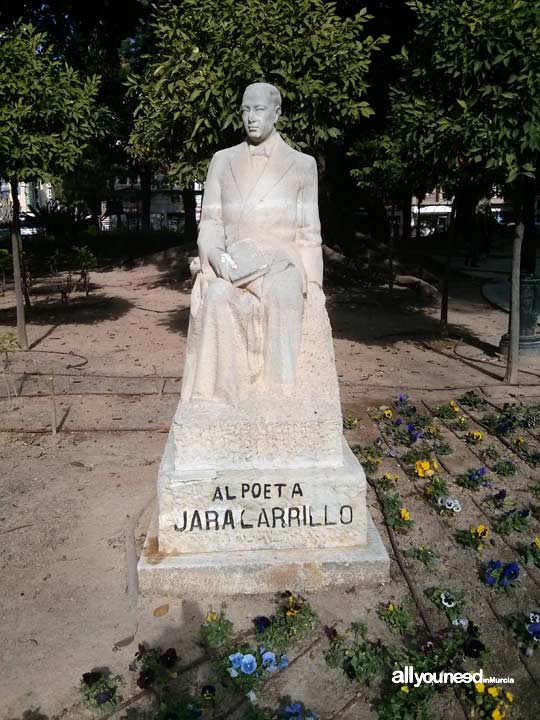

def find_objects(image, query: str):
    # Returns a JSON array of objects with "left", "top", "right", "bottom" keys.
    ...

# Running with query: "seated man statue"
[{"left": 181, "top": 82, "right": 324, "bottom": 404}]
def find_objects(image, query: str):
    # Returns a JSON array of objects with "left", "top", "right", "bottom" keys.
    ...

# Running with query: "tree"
[
  {"left": 0, "top": 23, "right": 99, "bottom": 348},
  {"left": 389, "top": 0, "right": 540, "bottom": 369},
  {"left": 1, "top": 2, "right": 154, "bottom": 232},
  {"left": 128, "top": 0, "right": 388, "bottom": 242}
]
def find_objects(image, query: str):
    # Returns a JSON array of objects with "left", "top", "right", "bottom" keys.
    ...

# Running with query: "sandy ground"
[{"left": 1, "top": 249, "right": 540, "bottom": 719}]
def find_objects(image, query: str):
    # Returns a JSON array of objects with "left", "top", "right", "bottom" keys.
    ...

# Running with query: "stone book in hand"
[{"left": 226, "top": 239, "right": 270, "bottom": 287}]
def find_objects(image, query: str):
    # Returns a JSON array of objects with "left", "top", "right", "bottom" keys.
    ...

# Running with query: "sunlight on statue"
[{"left": 182, "top": 82, "right": 324, "bottom": 404}]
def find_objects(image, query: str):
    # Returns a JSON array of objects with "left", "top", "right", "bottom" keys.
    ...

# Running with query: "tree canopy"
[
  {"left": 392, "top": 0, "right": 540, "bottom": 187},
  {"left": 0, "top": 22, "right": 100, "bottom": 182},
  {"left": 128, "top": 0, "right": 388, "bottom": 184}
]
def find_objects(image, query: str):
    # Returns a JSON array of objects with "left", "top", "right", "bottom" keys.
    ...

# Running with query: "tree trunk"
[
  {"left": 401, "top": 191, "right": 412, "bottom": 246},
  {"left": 389, "top": 203, "right": 395, "bottom": 294},
  {"left": 182, "top": 186, "right": 198, "bottom": 245},
  {"left": 10, "top": 178, "right": 29, "bottom": 350},
  {"left": 18, "top": 231, "right": 31, "bottom": 309},
  {"left": 140, "top": 167, "right": 152, "bottom": 232},
  {"left": 440, "top": 197, "right": 457, "bottom": 336},
  {"left": 504, "top": 221, "right": 524, "bottom": 384}
]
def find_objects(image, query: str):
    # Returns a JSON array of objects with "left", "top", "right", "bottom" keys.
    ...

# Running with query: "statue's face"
[{"left": 241, "top": 86, "right": 280, "bottom": 144}]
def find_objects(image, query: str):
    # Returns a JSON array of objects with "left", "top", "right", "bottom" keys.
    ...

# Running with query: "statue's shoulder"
[
  {"left": 211, "top": 142, "right": 244, "bottom": 162},
  {"left": 281, "top": 139, "right": 317, "bottom": 170}
]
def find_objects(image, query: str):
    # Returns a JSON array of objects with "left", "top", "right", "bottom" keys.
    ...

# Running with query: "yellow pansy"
[
  {"left": 475, "top": 682, "right": 485, "bottom": 693},
  {"left": 505, "top": 691, "right": 513, "bottom": 703},
  {"left": 415, "top": 460, "right": 431, "bottom": 477},
  {"left": 432, "top": 460, "right": 439, "bottom": 470},
  {"left": 400, "top": 685, "right": 409, "bottom": 693},
  {"left": 475, "top": 525, "right": 490, "bottom": 539},
  {"left": 515, "top": 436, "right": 524, "bottom": 446},
  {"left": 400, "top": 508, "right": 410, "bottom": 522},
  {"left": 491, "top": 708, "right": 504, "bottom": 720},
  {"left": 206, "top": 611, "right": 218, "bottom": 623},
  {"left": 384, "top": 409, "right": 393, "bottom": 419},
  {"left": 388, "top": 602, "right": 395, "bottom": 611},
  {"left": 488, "top": 687, "right": 499, "bottom": 697},
  {"left": 449, "top": 400, "right": 460, "bottom": 413},
  {"left": 534, "top": 537, "right": 540, "bottom": 549}
]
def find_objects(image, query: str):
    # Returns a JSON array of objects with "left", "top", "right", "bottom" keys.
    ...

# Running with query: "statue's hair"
[{"left": 243, "top": 82, "right": 282, "bottom": 109}]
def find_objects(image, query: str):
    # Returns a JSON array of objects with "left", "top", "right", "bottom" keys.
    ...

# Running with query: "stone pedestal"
[{"left": 138, "top": 288, "right": 389, "bottom": 595}]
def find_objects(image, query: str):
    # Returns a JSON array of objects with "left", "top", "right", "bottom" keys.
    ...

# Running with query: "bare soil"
[{"left": 1, "top": 249, "right": 540, "bottom": 720}]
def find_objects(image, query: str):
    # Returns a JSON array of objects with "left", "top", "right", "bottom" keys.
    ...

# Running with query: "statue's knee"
[{"left": 205, "top": 279, "right": 235, "bottom": 304}]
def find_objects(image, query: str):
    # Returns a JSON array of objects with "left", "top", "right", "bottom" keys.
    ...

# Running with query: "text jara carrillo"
[{"left": 172, "top": 482, "right": 355, "bottom": 533}]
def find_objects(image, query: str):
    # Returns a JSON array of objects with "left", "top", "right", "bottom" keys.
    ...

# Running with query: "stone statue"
[
  {"left": 138, "top": 82, "right": 389, "bottom": 597},
  {"left": 181, "top": 82, "right": 324, "bottom": 404}
]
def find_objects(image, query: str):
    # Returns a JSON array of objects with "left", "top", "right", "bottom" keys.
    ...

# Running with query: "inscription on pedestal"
[{"left": 173, "top": 482, "right": 353, "bottom": 533}]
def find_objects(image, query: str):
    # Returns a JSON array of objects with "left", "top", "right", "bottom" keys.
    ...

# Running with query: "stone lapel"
[{"left": 228, "top": 135, "right": 296, "bottom": 219}]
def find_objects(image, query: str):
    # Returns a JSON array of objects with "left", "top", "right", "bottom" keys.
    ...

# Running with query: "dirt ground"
[{"left": 1, "top": 249, "right": 540, "bottom": 719}]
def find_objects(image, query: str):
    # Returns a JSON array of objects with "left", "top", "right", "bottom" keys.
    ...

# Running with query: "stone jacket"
[{"left": 196, "top": 133, "right": 323, "bottom": 294}]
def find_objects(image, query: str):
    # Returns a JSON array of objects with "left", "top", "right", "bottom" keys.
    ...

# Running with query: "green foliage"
[
  {"left": 128, "top": 0, "right": 388, "bottom": 183},
  {"left": 352, "top": 441, "right": 384, "bottom": 475},
  {"left": 377, "top": 601, "right": 412, "bottom": 635},
  {"left": 494, "top": 459, "right": 517, "bottom": 477},
  {"left": 343, "top": 414, "right": 359, "bottom": 430},
  {"left": 130, "top": 644, "right": 179, "bottom": 690},
  {"left": 529, "top": 482, "right": 540, "bottom": 498},
  {"left": 324, "top": 622, "right": 384, "bottom": 684},
  {"left": 427, "top": 587, "right": 465, "bottom": 623},
  {"left": 405, "top": 545, "right": 438, "bottom": 569},
  {"left": 79, "top": 671, "right": 120, "bottom": 711},
  {"left": 494, "top": 508, "right": 530, "bottom": 535},
  {"left": 256, "top": 592, "right": 317, "bottom": 654},
  {"left": 479, "top": 445, "right": 500, "bottom": 462},
  {"left": 0, "top": 23, "right": 99, "bottom": 182},
  {"left": 153, "top": 695, "right": 204, "bottom": 720},
  {"left": 200, "top": 608, "right": 234, "bottom": 651},
  {"left": 381, "top": 491, "right": 413, "bottom": 533},
  {"left": 518, "top": 538, "right": 540, "bottom": 568},
  {"left": 393, "top": 0, "right": 540, "bottom": 188},
  {"left": 0, "top": 331, "right": 19, "bottom": 358},
  {"left": 29, "top": 201, "right": 88, "bottom": 238},
  {"left": 457, "top": 391, "right": 488, "bottom": 410}
]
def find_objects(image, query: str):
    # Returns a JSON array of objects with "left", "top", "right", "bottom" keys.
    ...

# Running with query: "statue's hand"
[{"left": 207, "top": 248, "right": 237, "bottom": 281}]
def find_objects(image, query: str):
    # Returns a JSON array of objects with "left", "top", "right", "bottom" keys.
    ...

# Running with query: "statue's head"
[{"left": 241, "top": 82, "right": 282, "bottom": 144}]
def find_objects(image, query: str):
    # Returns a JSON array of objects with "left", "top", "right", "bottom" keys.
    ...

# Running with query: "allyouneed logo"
[{"left": 392, "top": 667, "right": 515, "bottom": 688}]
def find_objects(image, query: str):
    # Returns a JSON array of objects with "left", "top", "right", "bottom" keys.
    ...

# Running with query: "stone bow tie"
[{"left": 249, "top": 144, "right": 270, "bottom": 157}]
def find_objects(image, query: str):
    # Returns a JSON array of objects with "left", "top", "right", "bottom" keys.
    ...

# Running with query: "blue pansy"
[
  {"left": 240, "top": 654, "right": 257, "bottom": 675},
  {"left": 262, "top": 651, "right": 276, "bottom": 668},
  {"left": 227, "top": 667, "right": 239, "bottom": 678},
  {"left": 504, "top": 562, "right": 520, "bottom": 580},
  {"left": 284, "top": 703, "right": 303, "bottom": 716},
  {"left": 485, "top": 575, "right": 496, "bottom": 586},
  {"left": 395, "top": 418, "right": 403, "bottom": 426},
  {"left": 527, "top": 622, "right": 540, "bottom": 636},
  {"left": 399, "top": 394, "right": 408, "bottom": 403},
  {"left": 277, "top": 654, "right": 289, "bottom": 669},
  {"left": 487, "top": 560, "right": 501, "bottom": 571},
  {"left": 229, "top": 652, "right": 244, "bottom": 669}
]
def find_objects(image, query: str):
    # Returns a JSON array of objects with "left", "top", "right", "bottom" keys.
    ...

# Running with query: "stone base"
[
  {"left": 499, "top": 332, "right": 540, "bottom": 355},
  {"left": 138, "top": 511, "right": 390, "bottom": 597},
  {"left": 158, "top": 438, "right": 367, "bottom": 555}
]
